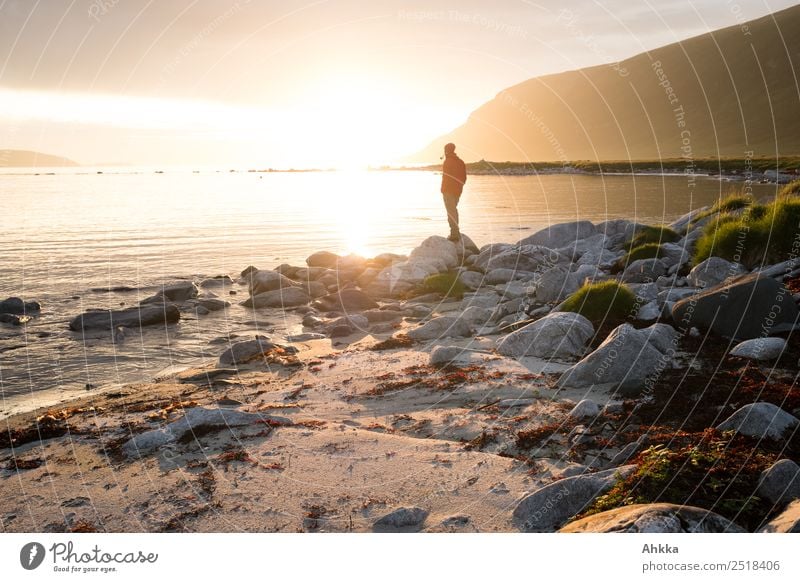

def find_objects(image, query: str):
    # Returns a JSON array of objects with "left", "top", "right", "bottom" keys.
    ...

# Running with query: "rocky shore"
[{"left": 2, "top": 200, "right": 799, "bottom": 533}]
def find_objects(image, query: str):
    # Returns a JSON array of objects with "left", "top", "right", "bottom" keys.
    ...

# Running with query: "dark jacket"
[{"left": 441, "top": 153, "right": 467, "bottom": 195}]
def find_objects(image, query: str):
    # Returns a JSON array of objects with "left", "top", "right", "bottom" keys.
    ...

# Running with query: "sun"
[{"left": 286, "top": 73, "right": 445, "bottom": 169}]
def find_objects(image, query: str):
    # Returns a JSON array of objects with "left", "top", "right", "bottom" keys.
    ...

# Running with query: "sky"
[{"left": 0, "top": 0, "right": 797, "bottom": 168}]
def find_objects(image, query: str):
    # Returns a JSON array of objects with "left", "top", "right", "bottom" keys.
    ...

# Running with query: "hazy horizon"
[{"left": 1, "top": 0, "right": 797, "bottom": 168}]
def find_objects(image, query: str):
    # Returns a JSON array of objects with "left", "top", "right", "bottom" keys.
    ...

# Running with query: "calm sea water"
[{"left": 0, "top": 168, "right": 777, "bottom": 416}]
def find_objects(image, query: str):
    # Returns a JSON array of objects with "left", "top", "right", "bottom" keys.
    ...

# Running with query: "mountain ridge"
[
  {"left": 412, "top": 5, "right": 800, "bottom": 163},
  {"left": 0, "top": 150, "right": 79, "bottom": 168}
]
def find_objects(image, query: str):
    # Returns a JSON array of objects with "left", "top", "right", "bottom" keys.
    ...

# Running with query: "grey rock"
[
  {"left": 568, "top": 399, "right": 600, "bottom": 419},
  {"left": 373, "top": 507, "right": 428, "bottom": 531},
  {"left": 0, "top": 297, "right": 41, "bottom": 315},
  {"left": 560, "top": 503, "right": 745, "bottom": 533},
  {"left": 306, "top": 250, "right": 340, "bottom": 269},
  {"left": 637, "top": 301, "right": 661, "bottom": 321},
  {"left": 497, "top": 312, "right": 594, "bottom": 359},
  {"left": 458, "top": 270, "right": 484, "bottom": 290},
  {"left": 195, "top": 298, "right": 229, "bottom": 312},
  {"left": 482, "top": 245, "right": 569, "bottom": 273},
  {"left": 486, "top": 268, "right": 535, "bottom": 284},
  {"left": 242, "top": 287, "right": 311, "bottom": 309},
  {"left": 672, "top": 273, "right": 799, "bottom": 339},
  {"left": 458, "top": 306, "right": 494, "bottom": 327},
  {"left": 362, "top": 309, "right": 402, "bottom": 323},
  {"left": 729, "top": 337, "right": 787, "bottom": 360},
  {"left": 512, "top": 466, "right": 635, "bottom": 532},
  {"left": 69, "top": 305, "right": 180, "bottom": 332},
  {"left": 406, "top": 316, "right": 472, "bottom": 341},
  {"left": 607, "top": 436, "right": 648, "bottom": 468},
  {"left": 218, "top": 336, "right": 275, "bottom": 367},
  {"left": 758, "top": 459, "right": 800, "bottom": 506},
  {"left": 123, "top": 406, "right": 290, "bottom": 457},
  {"left": 670, "top": 207, "right": 708, "bottom": 232},
  {"left": 518, "top": 220, "right": 597, "bottom": 249},
  {"left": 688, "top": 257, "right": 747, "bottom": 288},
  {"left": 430, "top": 345, "right": 471, "bottom": 366},
  {"left": 312, "top": 289, "right": 379, "bottom": 312},
  {"left": 530, "top": 265, "right": 580, "bottom": 303},
  {"left": 717, "top": 402, "right": 799, "bottom": 440},
  {"left": 151, "top": 281, "right": 199, "bottom": 303},
  {"left": 621, "top": 258, "right": 667, "bottom": 283},
  {"left": 199, "top": 275, "right": 233, "bottom": 287},
  {"left": 559, "top": 323, "right": 677, "bottom": 390},
  {"left": 248, "top": 271, "right": 298, "bottom": 296}
]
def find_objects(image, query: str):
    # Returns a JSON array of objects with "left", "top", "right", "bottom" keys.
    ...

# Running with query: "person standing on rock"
[{"left": 440, "top": 142, "right": 467, "bottom": 242}]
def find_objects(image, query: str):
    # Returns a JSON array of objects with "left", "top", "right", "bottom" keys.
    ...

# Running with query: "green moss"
[
  {"left": 560, "top": 280, "right": 638, "bottom": 326},
  {"left": 694, "top": 196, "right": 800, "bottom": 267},
  {"left": 582, "top": 435, "right": 776, "bottom": 531},
  {"left": 419, "top": 271, "right": 466, "bottom": 299},
  {"left": 627, "top": 225, "right": 680, "bottom": 250}
]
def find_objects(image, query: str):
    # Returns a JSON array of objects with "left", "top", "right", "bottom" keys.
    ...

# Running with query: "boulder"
[
  {"left": 621, "top": 258, "right": 667, "bottom": 283},
  {"left": 472, "top": 243, "right": 515, "bottom": 271},
  {"left": 458, "top": 270, "right": 484, "bottom": 290},
  {"left": 559, "top": 503, "right": 745, "bottom": 533},
  {"left": 248, "top": 271, "right": 298, "bottom": 296},
  {"left": 486, "top": 268, "right": 535, "bottom": 284},
  {"left": 688, "top": 257, "right": 747, "bottom": 288},
  {"left": 729, "top": 337, "right": 787, "bottom": 360},
  {"left": 518, "top": 220, "right": 597, "bottom": 249},
  {"left": 759, "top": 500, "right": 800, "bottom": 533},
  {"left": 218, "top": 336, "right": 275, "bottom": 367},
  {"left": 576, "top": 247, "right": 621, "bottom": 269},
  {"left": 558, "top": 324, "right": 677, "bottom": 390},
  {"left": 672, "top": 273, "right": 799, "bottom": 340},
  {"left": 373, "top": 507, "right": 428, "bottom": 531},
  {"left": 242, "top": 287, "right": 311, "bottom": 309},
  {"left": 637, "top": 301, "right": 661, "bottom": 321},
  {"left": 568, "top": 399, "right": 600, "bottom": 419},
  {"left": 158, "top": 281, "right": 199, "bottom": 302},
  {"left": 312, "top": 289, "right": 379, "bottom": 312},
  {"left": 529, "top": 266, "right": 580, "bottom": 303},
  {"left": 0, "top": 297, "right": 41, "bottom": 315},
  {"left": 123, "top": 407, "right": 291, "bottom": 457},
  {"left": 430, "top": 345, "right": 471, "bottom": 366},
  {"left": 669, "top": 207, "right": 708, "bottom": 232},
  {"left": 458, "top": 306, "right": 494, "bottom": 328},
  {"left": 483, "top": 245, "right": 569, "bottom": 273},
  {"left": 409, "top": 236, "right": 460, "bottom": 270},
  {"left": 306, "top": 250, "right": 340, "bottom": 269},
  {"left": 195, "top": 298, "right": 229, "bottom": 312},
  {"left": 716, "top": 402, "right": 799, "bottom": 440},
  {"left": 497, "top": 312, "right": 594, "bottom": 359},
  {"left": 69, "top": 305, "right": 180, "bottom": 332},
  {"left": 557, "top": 233, "right": 610, "bottom": 261},
  {"left": 757, "top": 459, "right": 800, "bottom": 506},
  {"left": 199, "top": 275, "right": 233, "bottom": 288},
  {"left": 659, "top": 243, "right": 691, "bottom": 267},
  {"left": 512, "top": 466, "right": 634, "bottom": 532},
  {"left": 406, "top": 315, "right": 472, "bottom": 341}
]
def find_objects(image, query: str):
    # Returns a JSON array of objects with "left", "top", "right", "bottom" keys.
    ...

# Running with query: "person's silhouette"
[{"left": 440, "top": 143, "right": 467, "bottom": 242}]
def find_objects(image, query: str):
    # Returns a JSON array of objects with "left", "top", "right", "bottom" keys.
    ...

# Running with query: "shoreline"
[{"left": 2, "top": 204, "right": 799, "bottom": 533}]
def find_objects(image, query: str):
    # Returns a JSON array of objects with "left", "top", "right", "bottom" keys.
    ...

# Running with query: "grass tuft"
[
  {"left": 560, "top": 280, "right": 638, "bottom": 326},
  {"left": 627, "top": 225, "right": 681, "bottom": 250},
  {"left": 694, "top": 195, "right": 800, "bottom": 267},
  {"left": 419, "top": 271, "right": 466, "bottom": 299}
]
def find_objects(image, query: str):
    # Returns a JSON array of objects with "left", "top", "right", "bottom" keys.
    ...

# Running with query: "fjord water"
[{"left": 0, "top": 168, "right": 777, "bottom": 414}]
